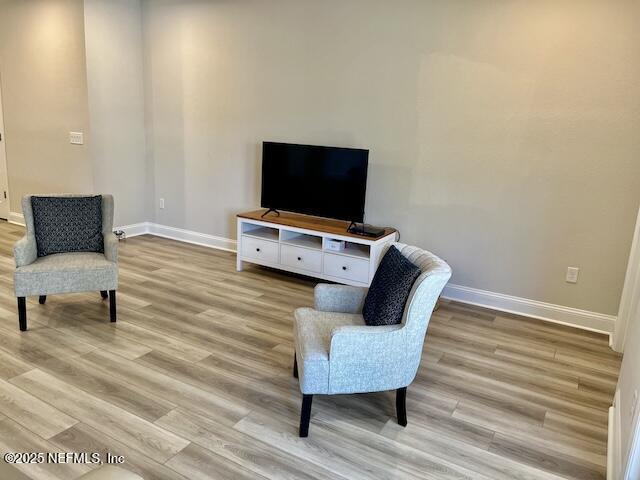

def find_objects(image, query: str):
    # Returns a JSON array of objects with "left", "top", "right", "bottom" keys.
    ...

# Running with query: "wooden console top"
[{"left": 237, "top": 209, "right": 396, "bottom": 240}]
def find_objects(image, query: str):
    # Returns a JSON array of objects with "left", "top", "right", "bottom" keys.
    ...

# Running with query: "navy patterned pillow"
[
  {"left": 31, "top": 196, "right": 104, "bottom": 257},
  {"left": 362, "top": 246, "right": 421, "bottom": 326}
]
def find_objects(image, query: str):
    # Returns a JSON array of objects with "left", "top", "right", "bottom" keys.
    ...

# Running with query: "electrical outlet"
[
  {"left": 69, "top": 132, "right": 83, "bottom": 145},
  {"left": 159, "top": 198, "right": 165, "bottom": 209},
  {"left": 566, "top": 267, "right": 579, "bottom": 284}
]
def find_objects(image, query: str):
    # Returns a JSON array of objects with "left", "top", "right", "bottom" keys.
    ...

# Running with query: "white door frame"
[
  {"left": 0, "top": 73, "right": 10, "bottom": 221},
  {"left": 616, "top": 205, "right": 640, "bottom": 478},
  {"left": 624, "top": 413, "right": 640, "bottom": 479},
  {"left": 613, "top": 204, "right": 640, "bottom": 352}
]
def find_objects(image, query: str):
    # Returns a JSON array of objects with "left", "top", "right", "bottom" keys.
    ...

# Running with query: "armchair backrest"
[
  {"left": 393, "top": 242, "right": 452, "bottom": 346},
  {"left": 327, "top": 243, "right": 452, "bottom": 393},
  {"left": 22, "top": 194, "right": 114, "bottom": 237}
]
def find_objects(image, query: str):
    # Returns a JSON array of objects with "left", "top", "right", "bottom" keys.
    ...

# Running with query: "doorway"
[{"left": 0, "top": 77, "right": 9, "bottom": 221}]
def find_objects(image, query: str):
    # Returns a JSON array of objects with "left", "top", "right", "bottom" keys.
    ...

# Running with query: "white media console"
[{"left": 236, "top": 210, "right": 397, "bottom": 287}]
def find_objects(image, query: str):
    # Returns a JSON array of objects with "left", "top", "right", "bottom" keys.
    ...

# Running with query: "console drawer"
[
  {"left": 324, "top": 253, "right": 369, "bottom": 284},
  {"left": 241, "top": 236, "right": 279, "bottom": 263},
  {"left": 281, "top": 245, "right": 322, "bottom": 273}
]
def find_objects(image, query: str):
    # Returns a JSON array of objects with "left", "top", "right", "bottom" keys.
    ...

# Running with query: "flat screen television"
[{"left": 261, "top": 142, "right": 369, "bottom": 222}]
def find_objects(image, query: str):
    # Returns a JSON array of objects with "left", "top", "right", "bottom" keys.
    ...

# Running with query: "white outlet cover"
[
  {"left": 566, "top": 267, "right": 579, "bottom": 283},
  {"left": 69, "top": 132, "right": 83, "bottom": 145}
]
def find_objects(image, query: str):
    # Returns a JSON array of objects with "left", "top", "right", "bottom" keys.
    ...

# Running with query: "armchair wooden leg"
[
  {"left": 299, "top": 394, "right": 313, "bottom": 437},
  {"left": 109, "top": 290, "right": 116, "bottom": 322},
  {"left": 293, "top": 353, "right": 298, "bottom": 378},
  {"left": 100, "top": 290, "right": 108, "bottom": 300},
  {"left": 396, "top": 387, "right": 408, "bottom": 427},
  {"left": 17, "top": 297, "right": 27, "bottom": 332},
  {"left": 39, "top": 295, "right": 47, "bottom": 305}
]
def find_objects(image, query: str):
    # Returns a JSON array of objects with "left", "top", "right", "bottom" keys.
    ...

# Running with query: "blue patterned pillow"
[
  {"left": 363, "top": 246, "right": 421, "bottom": 326},
  {"left": 31, "top": 196, "right": 104, "bottom": 257}
]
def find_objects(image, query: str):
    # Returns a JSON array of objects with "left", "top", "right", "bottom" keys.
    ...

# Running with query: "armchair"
[
  {"left": 293, "top": 243, "right": 451, "bottom": 436},
  {"left": 13, "top": 194, "right": 118, "bottom": 331}
]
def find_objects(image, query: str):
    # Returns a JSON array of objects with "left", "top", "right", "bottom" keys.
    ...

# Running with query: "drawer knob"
[
  {"left": 342, "top": 266, "right": 348, "bottom": 271},
  {"left": 256, "top": 248, "right": 261, "bottom": 252},
  {"left": 297, "top": 256, "right": 302, "bottom": 261}
]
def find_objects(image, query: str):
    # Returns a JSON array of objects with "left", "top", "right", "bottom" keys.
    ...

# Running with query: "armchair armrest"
[
  {"left": 330, "top": 324, "right": 404, "bottom": 361},
  {"left": 329, "top": 324, "right": 415, "bottom": 392},
  {"left": 104, "top": 232, "right": 118, "bottom": 263},
  {"left": 14, "top": 235, "right": 37, "bottom": 267},
  {"left": 314, "top": 284, "right": 368, "bottom": 313}
]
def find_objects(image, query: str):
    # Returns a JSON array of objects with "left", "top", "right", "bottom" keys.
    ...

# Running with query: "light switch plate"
[
  {"left": 566, "top": 267, "right": 579, "bottom": 284},
  {"left": 69, "top": 132, "right": 83, "bottom": 145}
]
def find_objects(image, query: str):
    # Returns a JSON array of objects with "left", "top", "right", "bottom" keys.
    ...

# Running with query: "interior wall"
[
  {"left": 142, "top": 0, "right": 640, "bottom": 315},
  {"left": 617, "top": 300, "right": 640, "bottom": 476},
  {"left": 0, "top": 0, "right": 637, "bottom": 317},
  {"left": 84, "top": 0, "right": 148, "bottom": 226},
  {"left": 0, "top": 0, "right": 93, "bottom": 212}
]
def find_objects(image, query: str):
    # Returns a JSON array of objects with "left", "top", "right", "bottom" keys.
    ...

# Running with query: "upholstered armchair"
[
  {"left": 293, "top": 243, "right": 451, "bottom": 436},
  {"left": 13, "top": 194, "right": 118, "bottom": 331}
]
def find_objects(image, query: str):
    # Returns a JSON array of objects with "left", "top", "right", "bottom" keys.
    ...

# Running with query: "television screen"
[{"left": 261, "top": 142, "right": 369, "bottom": 222}]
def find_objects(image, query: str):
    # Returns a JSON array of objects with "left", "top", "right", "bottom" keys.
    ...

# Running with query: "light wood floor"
[{"left": 0, "top": 220, "right": 620, "bottom": 479}]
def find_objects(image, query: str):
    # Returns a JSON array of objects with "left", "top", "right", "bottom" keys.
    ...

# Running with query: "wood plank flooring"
[{"left": 0, "top": 220, "right": 620, "bottom": 479}]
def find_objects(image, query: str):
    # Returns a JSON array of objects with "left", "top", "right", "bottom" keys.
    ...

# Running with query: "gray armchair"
[
  {"left": 293, "top": 243, "right": 451, "bottom": 436},
  {"left": 13, "top": 194, "right": 118, "bottom": 331}
]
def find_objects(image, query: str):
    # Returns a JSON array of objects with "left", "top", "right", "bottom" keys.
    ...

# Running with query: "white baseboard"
[
  {"left": 115, "top": 221, "right": 236, "bottom": 252},
  {"left": 608, "top": 390, "right": 621, "bottom": 480},
  {"left": 8, "top": 213, "right": 235, "bottom": 251},
  {"left": 116, "top": 222, "right": 151, "bottom": 238},
  {"left": 442, "top": 283, "right": 616, "bottom": 335},
  {"left": 7, "top": 210, "right": 617, "bottom": 334},
  {"left": 148, "top": 223, "right": 237, "bottom": 252},
  {"left": 8, "top": 212, "right": 24, "bottom": 226}
]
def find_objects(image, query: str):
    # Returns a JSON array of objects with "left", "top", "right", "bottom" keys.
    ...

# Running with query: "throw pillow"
[
  {"left": 31, "top": 196, "right": 104, "bottom": 257},
  {"left": 362, "top": 245, "right": 421, "bottom": 326}
]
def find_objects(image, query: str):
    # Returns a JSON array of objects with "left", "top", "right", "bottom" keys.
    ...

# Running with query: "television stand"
[
  {"left": 236, "top": 209, "right": 397, "bottom": 287},
  {"left": 261, "top": 208, "right": 280, "bottom": 218}
]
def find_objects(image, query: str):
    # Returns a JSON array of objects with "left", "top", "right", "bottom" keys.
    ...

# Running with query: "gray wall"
[
  {"left": 0, "top": 0, "right": 93, "bottom": 210},
  {"left": 84, "top": 0, "right": 149, "bottom": 226},
  {"left": 142, "top": 0, "right": 640, "bottom": 315},
  {"left": 0, "top": 0, "right": 149, "bottom": 227},
  {"left": 0, "top": 0, "right": 638, "bottom": 316}
]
